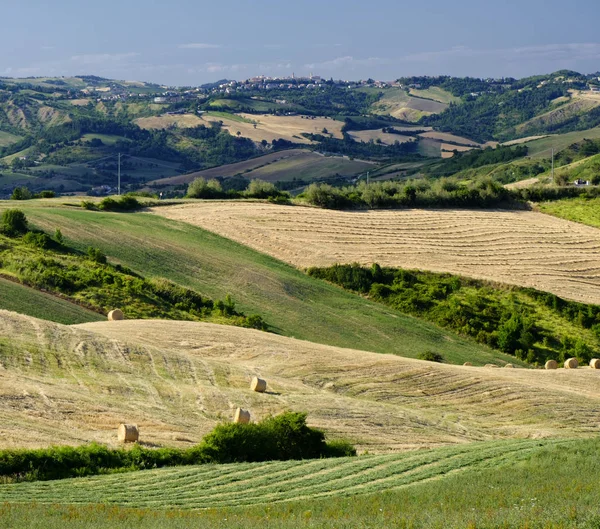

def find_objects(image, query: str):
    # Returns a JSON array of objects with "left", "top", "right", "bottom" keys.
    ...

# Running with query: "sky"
[{"left": 1, "top": 0, "right": 600, "bottom": 86}]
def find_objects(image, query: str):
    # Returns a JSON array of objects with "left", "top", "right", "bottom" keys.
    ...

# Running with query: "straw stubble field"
[
  {"left": 154, "top": 202, "right": 600, "bottom": 305},
  {"left": 1, "top": 311, "right": 599, "bottom": 452}
]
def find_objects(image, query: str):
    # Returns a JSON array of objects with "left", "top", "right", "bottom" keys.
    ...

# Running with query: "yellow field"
[
  {"left": 418, "top": 131, "right": 480, "bottom": 146},
  {"left": 502, "top": 135, "right": 550, "bottom": 146},
  {"left": 154, "top": 203, "right": 600, "bottom": 305},
  {"left": 1, "top": 310, "right": 599, "bottom": 452},
  {"left": 441, "top": 143, "right": 473, "bottom": 157},
  {"left": 134, "top": 113, "right": 205, "bottom": 129},
  {"left": 200, "top": 113, "right": 344, "bottom": 144},
  {"left": 69, "top": 98, "right": 92, "bottom": 106}
]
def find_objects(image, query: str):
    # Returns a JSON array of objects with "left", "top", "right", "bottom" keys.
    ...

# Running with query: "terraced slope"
[
  {"left": 0, "top": 439, "right": 572, "bottom": 510},
  {"left": 154, "top": 202, "right": 600, "bottom": 305},
  {"left": 3, "top": 310, "right": 599, "bottom": 450}
]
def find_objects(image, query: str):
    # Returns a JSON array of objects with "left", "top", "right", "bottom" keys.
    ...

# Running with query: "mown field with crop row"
[
  {"left": 154, "top": 202, "right": 600, "bottom": 305},
  {"left": 1, "top": 438, "right": 599, "bottom": 528},
  {"left": 0, "top": 200, "right": 501, "bottom": 363}
]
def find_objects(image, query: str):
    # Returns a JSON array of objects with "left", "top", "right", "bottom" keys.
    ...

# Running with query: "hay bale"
[
  {"left": 250, "top": 376, "right": 267, "bottom": 393},
  {"left": 234, "top": 408, "right": 250, "bottom": 424},
  {"left": 564, "top": 358, "right": 579, "bottom": 369},
  {"left": 545, "top": 360, "right": 558, "bottom": 370},
  {"left": 484, "top": 364, "right": 499, "bottom": 368},
  {"left": 117, "top": 424, "right": 139, "bottom": 443},
  {"left": 463, "top": 362, "right": 473, "bottom": 367},
  {"left": 504, "top": 363, "right": 514, "bottom": 368},
  {"left": 108, "top": 309, "right": 124, "bottom": 321},
  {"left": 589, "top": 358, "right": 600, "bottom": 369}
]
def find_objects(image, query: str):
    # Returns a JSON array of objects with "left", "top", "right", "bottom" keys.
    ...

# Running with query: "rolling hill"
[
  {"left": 1, "top": 311, "right": 598, "bottom": 452},
  {"left": 154, "top": 201, "right": 600, "bottom": 305}
]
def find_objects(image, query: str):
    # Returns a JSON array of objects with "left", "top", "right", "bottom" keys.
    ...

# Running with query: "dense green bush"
[
  {"left": 10, "top": 186, "right": 33, "bottom": 200},
  {"left": 0, "top": 412, "right": 355, "bottom": 482},
  {"left": 22, "top": 231, "right": 54, "bottom": 250},
  {"left": 86, "top": 246, "right": 107, "bottom": 264},
  {"left": 417, "top": 351, "right": 445, "bottom": 363},
  {"left": 1, "top": 209, "right": 28, "bottom": 237},
  {"left": 98, "top": 195, "right": 141, "bottom": 211},
  {"left": 187, "top": 177, "right": 227, "bottom": 199},
  {"left": 244, "top": 179, "right": 280, "bottom": 199}
]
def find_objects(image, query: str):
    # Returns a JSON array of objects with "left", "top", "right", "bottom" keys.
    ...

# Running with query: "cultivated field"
[
  {"left": 3, "top": 201, "right": 502, "bottom": 363},
  {"left": 367, "top": 88, "right": 448, "bottom": 122},
  {"left": 151, "top": 149, "right": 373, "bottom": 186},
  {"left": 348, "top": 129, "right": 417, "bottom": 146},
  {"left": 134, "top": 113, "right": 205, "bottom": 130},
  {"left": 525, "top": 127, "right": 600, "bottom": 157},
  {"left": 1, "top": 311, "right": 598, "bottom": 452},
  {"left": 418, "top": 131, "right": 481, "bottom": 146},
  {"left": 200, "top": 113, "right": 344, "bottom": 144},
  {"left": 155, "top": 202, "right": 600, "bottom": 304},
  {"left": 409, "top": 87, "right": 460, "bottom": 104}
]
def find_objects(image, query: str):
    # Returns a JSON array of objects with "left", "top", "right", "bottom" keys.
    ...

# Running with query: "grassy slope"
[
  {"left": 0, "top": 200, "right": 512, "bottom": 365},
  {"left": 1, "top": 438, "right": 598, "bottom": 528},
  {"left": 0, "top": 277, "right": 103, "bottom": 324},
  {"left": 0, "top": 130, "right": 22, "bottom": 147},
  {"left": 538, "top": 197, "right": 600, "bottom": 229},
  {"left": 525, "top": 127, "right": 600, "bottom": 157}
]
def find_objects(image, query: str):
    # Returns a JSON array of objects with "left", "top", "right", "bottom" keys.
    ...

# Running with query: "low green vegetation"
[
  {"left": 0, "top": 413, "right": 353, "bottom": 483},
  {"left": 308, "top": 264, "right": 600, "bottom": 365},
  {"left": 1, "top": 438, "right": 597, "bottom": 528},
  {"left": 186, "top": 177, "right": 288, "bottom": 201},
  {"left": 0, "top": 209, "right": 267, "bottom": 329},
  {"left": 299, "top": 178, "right": 600, "bottom": 210},
  {"left": 0, "top": 277, "right": 102, "bottom": 324},
  {"left": 538, "top": 196, "right": 600, "bottom": 228}
]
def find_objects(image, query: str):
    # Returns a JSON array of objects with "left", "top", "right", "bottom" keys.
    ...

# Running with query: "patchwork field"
[
  {"left": 417, "top": 131, "right": 480, "bottom": 146},
  {"left": 367, "top": 88, "right": 448, "bottom": 121},
  {"left": 151, "top": 149, "right": 373, "bottom": 186},
  {"left": 409, "top": 87, "right": 460, "bottom": 105},
  {"left": 524, "top": 127, "right": 600, "bottom": 158},
  {"left": 134, "top": 113, "right": 205, "bottom": 130},
  {"left": 155, "top": 202, "right": 600, "bottom": 305},
  {"left": 200, "top": 113, "right": 344, "bottom": 144},
  {"left": 348, "top": 129, "right": 416, "bottom": 146},
  {"left": 1, "top": 201, "right": 502, "bottom": 363},
  {"left": 1, "top": 311, "right": 599, "bottom": 452}
]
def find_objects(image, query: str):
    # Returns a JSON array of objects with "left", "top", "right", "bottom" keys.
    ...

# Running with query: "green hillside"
[
  {"left": 1, "top": 438, "right": 598, "bottom": 528},
  {"left": 0, "top": 200, "right": 517, "bottom": 365},
  {"left": 0, "top": 276, "right": 102, "bottom": 324}
]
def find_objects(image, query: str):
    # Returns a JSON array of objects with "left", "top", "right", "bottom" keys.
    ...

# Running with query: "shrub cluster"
[
  {"left": 10, "top": 187, "right": 56, "bottom": 200},
  {"left": 0, "top": 412, "right": 355, "bottom": 482},
  {"left": 308, "top": 264, "right": 600, "bottom": 365},
  {"left": 186, "top": 177, "right": 289, "bottom": 201}
]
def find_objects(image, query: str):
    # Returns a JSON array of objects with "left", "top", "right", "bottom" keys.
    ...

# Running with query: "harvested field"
[
  {"left": 155, "top": 202, "right": 600, "bottom": 305},
  {"left": 1, "top": 310, "right": 599, "bottom": 452},
  {"left": 200, "top": 113, "right": 344, "bottom": 144},
  {"left": 348, "top": 129, "right": 417, "bottom": 146},
  {"left": 504, "top": 177, "right": 540, "bottom": 189},
  {"left": 502, "top": 135, "right": 550, "bottom": 146},
  {"left": 418, "top": 131, "right": 480, "bottom": 146},
  {"left": 368, "top": 88, "right": 448, "bottom": 122},
  {"left": 151, "top": 149, "right": 373, "bottom": 186},
  {"left": 441, "top": 143, "right": 474, "bottom": 157},
  {"left": 134, "top": 113, "right": 205, "bottom": 130}
]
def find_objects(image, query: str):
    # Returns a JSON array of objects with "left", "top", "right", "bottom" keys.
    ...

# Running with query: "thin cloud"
[
  {"left": 70, "top": 52, "right": 140, "bottom": 65},
  {"left": 178, "top": 43, "right": 222, "bottom": 49},
  {"left": 305, "top": 56, "right": 387, "bottom": 70}
]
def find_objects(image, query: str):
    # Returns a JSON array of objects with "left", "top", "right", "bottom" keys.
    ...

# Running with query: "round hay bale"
[
  {"left": 564, "top": 358, "right": 579, "bottom": 369},
  {"left": 589, "top": 358, "right": 600, "bottom": 369},
  {"left": 117, "top": 424, "right": 139, "bottom": 443},
  {"left": 108, "top": 309, "right": 124, "bottom": 321},
  {"left": 545, "top": 360, "right": 558, "bottom": 370},
  {"left": 463, "top": 362, "right": 473, "bottom": 367},
  {"left": 484, "top": 364, "right": 499, "bottom": 368},
  {"left": 504, "top": 363, "right": 514, "bottom": 368},
  {"left": 250, "top": 376, "right": 267, "bottom": 393},
  {"left": 234, "top": 408, "right": 250, "bottom": 424}
]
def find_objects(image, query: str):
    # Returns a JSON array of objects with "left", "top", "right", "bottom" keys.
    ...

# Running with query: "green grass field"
[
  {"left": 0, "top": 201, "right": 516, "bottom": 365},
  {"left": 0, "top": 277, "right": 103, "bottom": 324},
  {"left": 409, "top": 87, "right": 460, "bottom": 105},
  {"left": 203, "top": 111, "right": 255, "bottom": 124},
  {"left": 525, "top": 127, "right": 600, "bottom": 158},
  {"left": 0, "top": 130, "right": 22, "bottom": 147},
  {"left": 0, "top": 438, "right": 597, "bottom": 528},
  {"left": 538, "top": 197, "right": 600, "bottom": 229}
]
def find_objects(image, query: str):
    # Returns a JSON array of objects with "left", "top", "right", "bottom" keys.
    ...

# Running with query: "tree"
[
  {"left": 1, "top": 209, "right": 28, "bottom": 237},
  {"left": 11, "top": 186, "right": 32, "bottom": 200}
]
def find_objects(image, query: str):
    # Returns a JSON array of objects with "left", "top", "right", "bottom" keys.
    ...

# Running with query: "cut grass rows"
[
  {"left": 0, "top": 439, "right": 566, "bottom": 510},
  {"left": 0, "top": 202, "right": 512, "bottom": 365}
]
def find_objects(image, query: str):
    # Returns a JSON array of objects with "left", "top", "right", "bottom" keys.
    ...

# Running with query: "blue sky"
[{"left": 1, "top": 0, "right": 599, "bottom": 85}]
